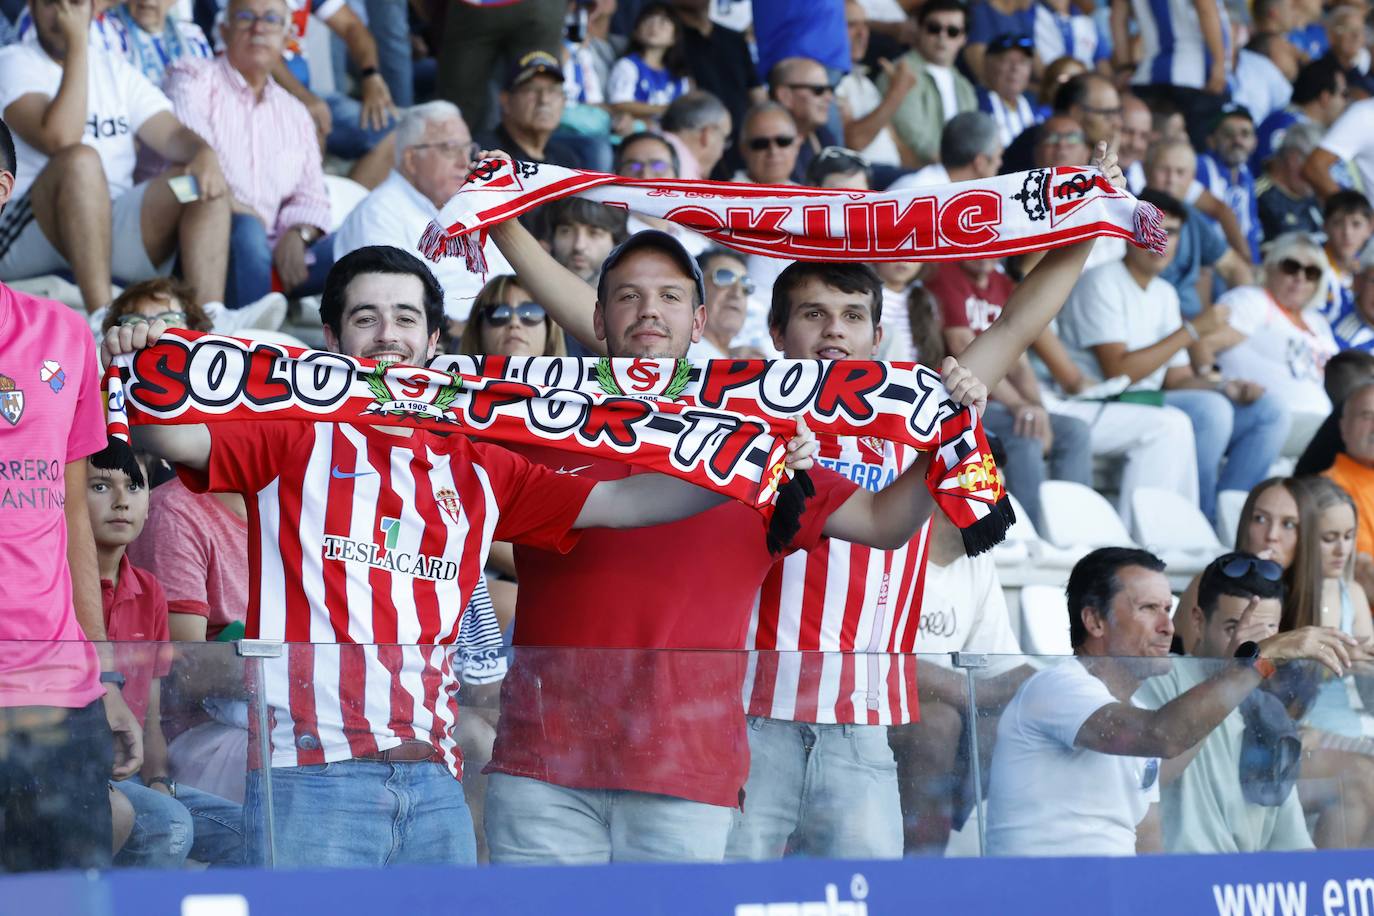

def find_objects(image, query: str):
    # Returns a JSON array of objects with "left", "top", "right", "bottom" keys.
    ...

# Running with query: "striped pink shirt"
[{"left": 166, "top": 56, "right": 330, "bottom": 244}]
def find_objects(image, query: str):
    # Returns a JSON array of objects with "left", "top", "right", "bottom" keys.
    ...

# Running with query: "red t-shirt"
[
  {"left": 486, "top": 445, "right": 859, "bottom": 807},
  {"left": 925, "top": 263, "right": 1014, "bottom": 335},
  {"left": 101, "top": 554, "right": 173, "bottom": 727}
]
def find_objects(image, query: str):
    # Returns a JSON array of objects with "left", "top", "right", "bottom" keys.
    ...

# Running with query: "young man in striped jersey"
[
  {"left": 100, "top": 243, "right": 822, "bottom": 868},
  {"left": 480, "top": 138, "right": 1122, "bottom": 864}
]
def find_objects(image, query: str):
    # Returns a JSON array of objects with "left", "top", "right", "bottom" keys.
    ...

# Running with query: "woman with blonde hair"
[{"left": 456, "top": 274, "right": 567, "bottom": 358}]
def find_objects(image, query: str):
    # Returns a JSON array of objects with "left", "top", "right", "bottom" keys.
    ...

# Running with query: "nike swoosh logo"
[
  {"left": 332, "top": 465, "right": 375, "bottom": 479},
  {"left": 555, "top": 465, "right": 593, "bottom": 475}
]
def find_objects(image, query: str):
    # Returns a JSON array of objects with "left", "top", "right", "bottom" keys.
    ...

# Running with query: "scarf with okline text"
[
  {"left": 417, "top": 160, "right": 1165, "bottom": 272},
  {"left": 105, "top": 332, "right": 1014, "bottom": 554}
]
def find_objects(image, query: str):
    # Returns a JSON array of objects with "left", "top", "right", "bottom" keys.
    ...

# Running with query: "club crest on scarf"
[
  {"left": 1013, "top": 167, "right": 1126, "bottom": 228},
  {"left": 363, "top": 362, "right": 463, "bottom": 422},
  {"left": 595, "top": 357, "right": 692, "bottom": 400}
]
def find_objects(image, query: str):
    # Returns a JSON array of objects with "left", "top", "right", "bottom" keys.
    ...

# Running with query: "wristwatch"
[
  {"left": 147, "top": 776, "right": 177, "bottom": 798},
  {"left": 99, "top": 670, "right": 127, "bottom": 690},
  {"left": 1234, "top": 641, "right": 1277, "bottom": 679},
  {"left": 360, "top": 66, "right": 381, "bottom": 81},
  {"left": 296, "top": 225, "right": 322, "bottom": 246}
]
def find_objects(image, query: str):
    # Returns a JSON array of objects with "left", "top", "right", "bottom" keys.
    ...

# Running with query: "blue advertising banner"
[{"left": 2, "top": 849, "right": 1372, "bottom": 916}]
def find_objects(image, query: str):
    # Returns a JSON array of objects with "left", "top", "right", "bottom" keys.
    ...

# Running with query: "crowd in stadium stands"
[{"left": 3, "top": 0, "right": 1374, "bottom": 874}]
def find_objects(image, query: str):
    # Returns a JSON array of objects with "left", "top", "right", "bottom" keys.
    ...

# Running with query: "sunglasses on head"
[
  {"left": 746, "top": 135, "right": 796, "bottom": 152},
  {"left": 1220, "top": 555, "right": 1283, "bottom": 582},
  {"left": 1277, "top": 258, "right": 1323, "bottom": 283},
  {"left": 484, "top": 301, "right": 546, "bottom": 327},
  {"left": 711, "top": 267, "right": 755, "bottom": 295},
  {"left": 924, "top": 22, "right": 964, "bottom": 38}
]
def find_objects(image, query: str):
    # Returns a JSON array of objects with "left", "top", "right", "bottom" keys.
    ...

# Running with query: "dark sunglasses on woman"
[
  {"left": 1276, "top": 258, "right": 1323, "bottom": 283},
  {"left": 484, "top": 302, "right": 546, "bottom": 327}
]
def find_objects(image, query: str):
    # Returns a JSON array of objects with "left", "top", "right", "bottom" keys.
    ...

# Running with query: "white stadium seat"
[
  {"left": 1018, "top": 585, "right": 1072, "bottom": 655},
  {"left": 1038, "top": 480, "right": 1134, "bottom": 550},
  {"left": 1130, "top": 486, "right": 1222, "bottom": 585},
  {"left": 1215, "top": 489, "right": 1248, "bottom": 549}
]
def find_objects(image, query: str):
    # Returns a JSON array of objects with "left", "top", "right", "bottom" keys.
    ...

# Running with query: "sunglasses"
[
  {"left": 484, "top": 301, "right": 546, "bottom": 327},
  {"left": 1220, "top": 555, "right": 1283, "bottom": 582},
  {"left": 924, "top": 22, "right": 964, "bottom": 38},
  {"left": 411, "top": 139, "right": 481, "bottom": 162},
  {"left": 117, "top": 310, "right": 188, "bottom": 328},
  {"left": 620, "top": 158, "right": 674, "bottom": 177},
  {"left": 711, "top": 267, "right": 755, "bottom": 295},
  {"left": 1277, "top": 258, "right": 1323, "bottom": 283},
  {"left": 746, "top": 135, "right": 796, "bottom": 152},
  {"left": 784, "top": 82, "right": 833, "bottom": 97},
  {"left": 1042, "top": 130, "right": 1086, "bottom": 145},
  {"left": 230, "top": 9, "right": 286, "bottom": 30}
]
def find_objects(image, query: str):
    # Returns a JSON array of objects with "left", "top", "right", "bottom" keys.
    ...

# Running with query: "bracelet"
[
  {"left": 99, "top": 670, "right": 126, "bottom": 690},
  {"left": 1182, "top": 320, "right": 1199, "bottom": 341},
  {"left": 360, "top": 66, "right": 381, "bottom": 81}
]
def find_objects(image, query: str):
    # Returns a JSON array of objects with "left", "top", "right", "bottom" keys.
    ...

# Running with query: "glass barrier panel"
[{"left": 967, "top": 653, "right": 1374, "bottom": 858}]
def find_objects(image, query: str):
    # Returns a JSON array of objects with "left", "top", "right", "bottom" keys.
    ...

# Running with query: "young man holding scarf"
[
  {"left": 98, "top": 243, "right": 824, "bottom": 868},
  {"left": 478, "top": 139, "right": 1125, "bottom": 863}
]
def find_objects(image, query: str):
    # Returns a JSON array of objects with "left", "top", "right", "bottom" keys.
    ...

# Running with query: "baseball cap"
[
  {"left": 986, "top": 34, "right": 1034, "bottom": 56},
  {"left": 506, "top": 50, "right": 565, "bottom": 90},
  {"left": 596, "top": 230, "right": 707, "bottom": 306},
  {"left": 1210, "top": 101, "right": 1254, "bottom": 133}
]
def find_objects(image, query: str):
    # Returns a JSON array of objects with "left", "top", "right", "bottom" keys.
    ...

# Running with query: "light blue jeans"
[
  {"left": 114, "top": 776, "right": 245, "bottom": 867},
  {"left": 244, "top": 760, "right": 475, "bottom": 868},
  {"left": 1163, "top": 388, "right": 1290, "bottom": 520},
  {"left": 725, "top": 717, "right": 903, "bottom": 861},
  {"left": 485, "top": 773, "right": 735, "bottom": 864}
]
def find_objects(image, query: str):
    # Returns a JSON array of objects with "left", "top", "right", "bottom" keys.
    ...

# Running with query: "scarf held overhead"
[
  {"left": 418, "top": 160, "right": 1165, "bottom": 270},
  {"left": 105, "top": 332, "right": 1014, "bottom": 554}
]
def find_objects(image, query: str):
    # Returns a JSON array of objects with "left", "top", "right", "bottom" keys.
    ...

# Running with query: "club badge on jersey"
[{"left": 0, "top": 374, "right": 24, "bottom": 425}]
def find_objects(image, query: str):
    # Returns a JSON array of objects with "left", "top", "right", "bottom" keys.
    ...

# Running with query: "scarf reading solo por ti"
[{"left": 105, "top": 334, "right": 1013, "bottom": 554}]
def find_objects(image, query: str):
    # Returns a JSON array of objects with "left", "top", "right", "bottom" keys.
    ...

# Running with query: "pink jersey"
[
  {"left": 743, "top": 436, "right": 929, "bottom": 725},
  {"left": 0, "top": 285, "right": 107, "bottom": 709},
  {"left": 182, "top": 421, "right": 595, "bottom": 774}
]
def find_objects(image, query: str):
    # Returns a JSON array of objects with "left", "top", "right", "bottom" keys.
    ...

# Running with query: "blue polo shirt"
[{"left": 1159, "top": 202, "right": 1228, "bottom": 320}]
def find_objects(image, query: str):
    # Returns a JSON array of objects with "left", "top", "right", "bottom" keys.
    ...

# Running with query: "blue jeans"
[
  {"left": 485, "top": 772, "right": 734, "bottom": 864},
  {"left": 325, "top": 93, "right": 396, "bottom": 161},
  {"left": 244, "top": 760, "right": 476, "bottom": 868},
  {"left": 226, "top": 214, "right": 335, "bottom": 309},
  {"left": 1163, "top": 388, "right": 1290, "bottom": 520},
  {"left": 724, "top": 717, "right": 902, "bottom": 861},
  {"left": 365, "top": 0, "right": 413, "bottom": 108},
  {"left": 114, "top": 776, "right": 245, "bottom": 867}
]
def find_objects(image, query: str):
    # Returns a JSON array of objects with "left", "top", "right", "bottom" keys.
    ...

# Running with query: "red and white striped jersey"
[
  {"left": 186, "top": 421, "right": 594, "bottom": 775},
  {"left": 743, "top": 436, "right": 929, "bottom": 725}
]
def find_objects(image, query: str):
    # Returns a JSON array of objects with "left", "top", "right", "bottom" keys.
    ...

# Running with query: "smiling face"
[
  {"left": 771, "top": 277, "right": 882, "bottom": 360},
  {"left": 1266, "top": 251, "right": 1323, "bottom": 312},
  {"left": 323, "top": 273, "right": 439, "bottom": 365},
  {"left": 87, "top": 462, "right": 149, "bottom": 550},
  {"left": 1242, "top": 483, "right": 1300, "bottom": 568},
  {"left": 594, "top": 248, "right": 705, "bottom": 358}
]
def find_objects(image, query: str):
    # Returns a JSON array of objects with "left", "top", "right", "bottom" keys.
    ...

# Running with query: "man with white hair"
[{"left": 333, "top": 101, "right": 512, "bottom": 324}]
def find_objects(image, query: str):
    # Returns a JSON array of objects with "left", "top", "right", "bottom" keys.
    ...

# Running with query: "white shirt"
[
  {"left": 0, "top": 40, "right": 171, "bottom": 199},
  {"left": 333, "top": 170, "right": 512, "bottom": 321},
  {"left": 877, "top": 283, "right": 917, "bottom": 361},
  {"left": 926, "top": 64, "right": 959, "bottom": 124},
  {"left": 834, "top": 68, "right": 902, "bottom": 167},
  {"left": 887, "top": 163, "right": 949, "bottom": 192},
  {"left": 1215, "top": 285, "right": 1336, "bottom": 416},
  {"left": 1059, "top": 260, "right": 1188, "bottom": 391},
  {"left": 1232, "top": 49, "right": 1292, "bottom": 125},
  {"left": 1319, "top": 98, "right": 1374, "bottom": 204},
  {"left": 986, "top": 659, "right": 1161, "bottom": 857},
  {"left": 916, "top": 551, "right": 1021, "bottom": 661}
]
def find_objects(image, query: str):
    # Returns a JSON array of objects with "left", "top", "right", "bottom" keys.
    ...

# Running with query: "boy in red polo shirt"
[{"left": 89, "top": 440, "right": 244, "bottom": 866}]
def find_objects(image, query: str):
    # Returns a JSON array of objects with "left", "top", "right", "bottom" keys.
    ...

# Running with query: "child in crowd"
[
  {"left": 873, "top": 260, "right": 924, "bottom": 361},
  {"left": 606, "top": 3, "right": 692, "bottom": 124},
  {"left": 88, "top": 440, "right": 244, "bottom": 866}
]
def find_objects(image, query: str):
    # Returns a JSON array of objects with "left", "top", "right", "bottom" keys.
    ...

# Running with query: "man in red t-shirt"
[
  {"left": 925, "top": 257, "right": 1093, "bottom": 530},
  {"left": 101, "top": 244, "right": 819, "bottom": 868}
]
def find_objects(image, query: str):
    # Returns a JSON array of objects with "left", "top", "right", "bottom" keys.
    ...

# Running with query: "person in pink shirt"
[
  {"left": 164, "top": 0, "right": 333, "bottom": 310},
  {"left": 0, "top": 116, "right": 142, "bottom": 871}
]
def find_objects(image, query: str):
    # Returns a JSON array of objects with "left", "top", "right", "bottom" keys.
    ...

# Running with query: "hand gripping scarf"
[
  {"left": 417, "top": 160, "right": 1166, "bottom": 271},
  {"left": 104, "top": 332, "right": 1013, "bottom": 554}
]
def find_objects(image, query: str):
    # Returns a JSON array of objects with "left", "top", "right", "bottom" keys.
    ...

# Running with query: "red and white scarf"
[
  {"left": 105, "top": 332, "right": 1013, "bottom": 554},
  {"left": 418, "top": 160, "right": 1165, "bottom": 271}
]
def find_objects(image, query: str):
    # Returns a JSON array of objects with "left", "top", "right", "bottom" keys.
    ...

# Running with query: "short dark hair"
[
  {"left": 768, "top": 261, "right": 883, "bottom": 332},
  {"left": 1197, "top": 552, "right": 1285, "bottom": 622},
  {"left": 696, "top": 247, "right": 745, "bottom": 273},
  {"left": 90, "top": 436, "right": 148, "bottom": 489},
  {"left": 615, "top": 131, "right": 680, "bottom": 175},
  {"left": 1324, "top": 190, "right": 1374, "bottom": 225},
  {"left": 1137, "top": 187, "right": 1189, "bottom": 223},
  {"left": 1066, "top": 547, "right": 1166, "bottom": 649},
  {"left": 0, "top": 117, "right": 15, "bottom": 180},
  {"left": 534, "top": 198, "right": 630, "bottom": 246},
  {"left": 320, "top": 245, "right": 446, "bottom": 340},
  {"left": 1052, "top": 72, "right": 1111, "bottom": 115},
  {"left": 1291, "top": 56, "right": 1345, "bottom": 106},
  {"left": 1326, "top": 349, "right": 1374, "bottom": 403},
  {"left": 916, "top": 0, "right": 966, "bottom": 24}
]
